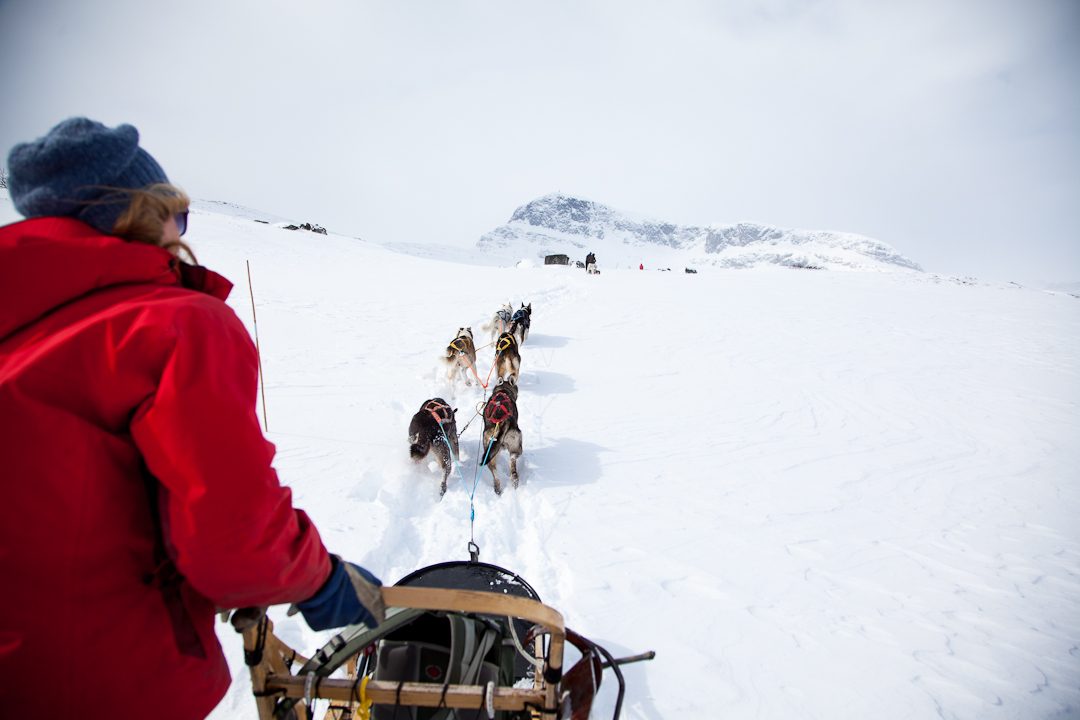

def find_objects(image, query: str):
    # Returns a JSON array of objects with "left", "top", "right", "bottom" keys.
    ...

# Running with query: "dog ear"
[{"left": 453, "top": 407, "right": 458, "bottom": 415}]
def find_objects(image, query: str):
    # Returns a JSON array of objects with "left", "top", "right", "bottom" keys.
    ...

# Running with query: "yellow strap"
[{"left": 357, "top": 674, "right": 373, "bottom": 720}]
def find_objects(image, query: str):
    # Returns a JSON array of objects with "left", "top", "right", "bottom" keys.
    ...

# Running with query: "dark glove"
[
  {"left": 226, "top": 605, "right": 267, "bottom": 631},
  {"left": 295, "top": 555, "right": 386, "bottom": 631}
]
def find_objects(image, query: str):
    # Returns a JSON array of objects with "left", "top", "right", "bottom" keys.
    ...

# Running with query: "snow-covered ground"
[{"left": 4, "top": 198, "right": 1078, "bottom": 718}]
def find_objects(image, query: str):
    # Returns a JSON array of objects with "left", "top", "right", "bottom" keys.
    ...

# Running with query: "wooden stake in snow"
[{"left": 246, "top": 260, "right": 269, "bottom": 432}]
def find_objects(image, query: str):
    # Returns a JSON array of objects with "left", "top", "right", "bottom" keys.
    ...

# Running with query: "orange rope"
[{"left": 459, "top": 352, "right": 492, "bottom": 390}]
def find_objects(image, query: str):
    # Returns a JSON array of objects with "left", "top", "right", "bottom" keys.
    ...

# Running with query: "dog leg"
[
  {"left": 490, "top": 463, "right": 502, "bottom": 496},
  {"left": 457, "top": 358, "right": 471, "bottom": 387},
  {"left": 436, "top": 443, "right": 451, "bottom": 496},
  {"left": 505, "top": 430, "right": 522, "bottom": 489}
]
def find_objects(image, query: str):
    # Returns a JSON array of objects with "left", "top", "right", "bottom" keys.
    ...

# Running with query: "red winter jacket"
[{"left": 0, "top": 217, "right": 332, "bottom": 718}]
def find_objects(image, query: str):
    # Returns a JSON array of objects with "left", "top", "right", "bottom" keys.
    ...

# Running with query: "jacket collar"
[{"left": 0, "top": 216, "right": 233, "bottom": 340}]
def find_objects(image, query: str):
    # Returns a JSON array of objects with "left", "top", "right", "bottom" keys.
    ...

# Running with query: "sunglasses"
[{"left": 175, "top": 210, "right": 189, "bottom": 237}]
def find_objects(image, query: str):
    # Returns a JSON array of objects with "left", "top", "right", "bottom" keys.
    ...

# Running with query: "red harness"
[
  {"left": 483, "top": 390, "right": 516, "bottom": 425},
  {"left": 424, "top": 399, "right": 454, "bottom": 426}
]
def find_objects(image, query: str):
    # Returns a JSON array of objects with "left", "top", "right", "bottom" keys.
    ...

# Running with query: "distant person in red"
[
  {"left": 639, "top": 262, "right": 644, "bottom": 270},
  {"left": 0, "top": 118, "right": 383, "bottom": 719}
]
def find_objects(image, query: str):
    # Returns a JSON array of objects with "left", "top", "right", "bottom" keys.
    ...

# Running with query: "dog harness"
[
  {"left": 424, "top": 399, "right": 454, "bottom": 426},
  {"left": 483, "top": 390, "right": 517, "bottom": 425},
  {"left": 511, "top": 309, "right": 529, "bottom": 325},
  {"left": 448, "top": 337, "right": 470, "bottom": 354},
  {"left": 495, "top": 333, "right": 516, "bottom": 355}
]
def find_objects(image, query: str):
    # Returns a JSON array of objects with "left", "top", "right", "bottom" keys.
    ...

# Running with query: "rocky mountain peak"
[{"left": 481, "top": 193, "right": 921, "bottom": 272}]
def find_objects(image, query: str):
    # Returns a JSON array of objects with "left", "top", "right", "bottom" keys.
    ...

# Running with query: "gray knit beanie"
[{"left": 7, "top": 117, "right": 169, "bottom": 235}]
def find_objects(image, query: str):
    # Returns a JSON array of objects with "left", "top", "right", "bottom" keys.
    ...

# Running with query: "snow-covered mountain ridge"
[{"left": 479, "top": 193, "right": 922, "bottom": 272}]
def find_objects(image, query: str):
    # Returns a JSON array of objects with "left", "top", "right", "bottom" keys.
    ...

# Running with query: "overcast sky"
[{"left": 2, "top": 0, "right": 1077, "bottom": 283}]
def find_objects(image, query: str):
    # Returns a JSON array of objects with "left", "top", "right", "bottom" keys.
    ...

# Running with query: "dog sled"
[{"left": 238, "top": 558, "right": 653, "bottom": 720}]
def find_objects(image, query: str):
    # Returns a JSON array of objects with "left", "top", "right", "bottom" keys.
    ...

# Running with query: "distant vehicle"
[
  {"left": 685, "top": 267, "right": 698, "bottom": 274},
  {"left": 544, "top": 254, "right": 570, "bottom": 265}
]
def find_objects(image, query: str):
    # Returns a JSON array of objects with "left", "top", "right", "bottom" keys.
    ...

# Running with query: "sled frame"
[{"left": 243, "top": 585, "right": 565, "bottom": 720}]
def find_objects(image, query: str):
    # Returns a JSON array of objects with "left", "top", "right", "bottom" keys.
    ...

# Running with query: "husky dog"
[
  {"left": 484, "top": 302, "right": 514, "bottom": 342},
  {"left": 480, "top": 377, "right": 522, "bottom": 495},
  {"left": 409, "top": 398, "right": 459, "bottom": 496},
  {"left": 509, "top": 303, "right": 532, "bottom": 346},
  {"left": 443, "top": 327, "right": 477, "bottom": 385},
  {"left": 493, "top": 331, "right": 521, "bottom": 384}
]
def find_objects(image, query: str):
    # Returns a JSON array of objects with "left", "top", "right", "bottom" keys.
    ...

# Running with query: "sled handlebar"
[{"left": 381, "top": 585, "right": 566, "bottom": 678}]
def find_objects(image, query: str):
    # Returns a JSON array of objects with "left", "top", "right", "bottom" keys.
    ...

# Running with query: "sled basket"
[{"left": 240, "top": 561, "right": 650, "bottom": 720}]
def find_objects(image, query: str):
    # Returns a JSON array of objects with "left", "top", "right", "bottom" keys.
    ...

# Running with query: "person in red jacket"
[{"left": 0, "top": 117, "right": 382, "bottom": 718}]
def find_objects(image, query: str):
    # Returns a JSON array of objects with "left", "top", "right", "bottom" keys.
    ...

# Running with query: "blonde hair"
[{"left": 110, "top": 183, "right": 197, "bottom": 262}]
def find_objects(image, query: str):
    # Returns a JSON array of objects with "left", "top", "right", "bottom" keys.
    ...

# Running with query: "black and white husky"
[
  {"left": 509, "top": 303, "right": 532, "bottom": 346},
  {"left": 443, "top": 327, "right": 477, "bottom": 385},
  {"left": 480, "top": 377, "right": 522, "bottom": 495},
  {"left": 409, "top": 398, "right": 459, "bottom": 496}
]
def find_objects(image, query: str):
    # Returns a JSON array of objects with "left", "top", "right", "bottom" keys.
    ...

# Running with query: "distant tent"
[{"left": 545, "top": 254, "right": 570, "bottom": 265}]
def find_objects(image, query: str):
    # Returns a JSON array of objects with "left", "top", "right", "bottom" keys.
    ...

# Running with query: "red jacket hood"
[{"left": 0, "top": 216, "right": 233, "bottom": 340}]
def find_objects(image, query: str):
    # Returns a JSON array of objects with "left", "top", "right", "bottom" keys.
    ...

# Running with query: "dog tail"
[{"left": 409, "top": 432, "right": 429, "bottom": 460}]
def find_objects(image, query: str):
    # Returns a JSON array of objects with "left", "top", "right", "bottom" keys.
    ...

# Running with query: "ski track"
[{"left": 4, "top": 199, "right": 1071, "bottom": 720}]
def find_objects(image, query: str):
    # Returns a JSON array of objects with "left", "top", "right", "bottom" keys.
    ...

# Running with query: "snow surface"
[{"left": 3, "top": 198, "right": 1078, "bottom": 719}]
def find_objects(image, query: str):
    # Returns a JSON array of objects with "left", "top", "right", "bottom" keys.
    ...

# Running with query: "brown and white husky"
[
  {"left": 493, "top": 331, "right": 521, "bottom": 384},
  {"left": 480, "top": 377, "right": 523, "bottom": 495},
  {"left": 443, "top": 327, "right": 477, "bottom": 385}
]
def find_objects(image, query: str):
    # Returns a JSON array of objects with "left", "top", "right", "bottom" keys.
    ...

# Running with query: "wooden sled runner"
[{"left": 239, "top": 561, "right": 653, "bottom": 720}]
